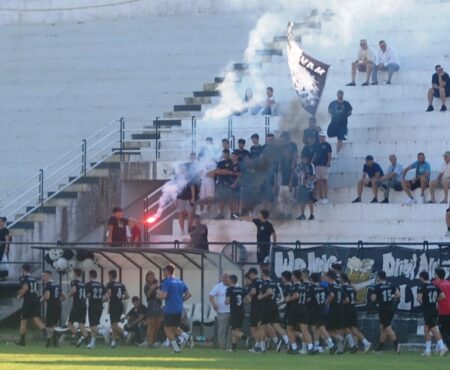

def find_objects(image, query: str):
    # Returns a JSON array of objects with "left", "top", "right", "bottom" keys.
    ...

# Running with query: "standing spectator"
[
  {"left": 433, "top": 268, "right": 450, "bottom": 347},
  {"left": 314, "top": 132, "right": 332, "bottom": 204},
  {"left": 249, "top": 134, "right": 263, "bottom": 159},
  {"left": 429, "top": 151, "right": 450, "bottom": 203},
  {"left": 0, "top": 217, "right": 10, "bottom": 273},
  {"left": 107, "top": 207, "right": 129, "bottom": 246},
  {"left": 143, "top": 271, "right": 163, "bottom": 347},
  {"left": 189, "top": 215, "right": 209, "bottom": 251},
  {"left": 128, "top": 218, "right": 142, "bottom": 246},
  {"left": 352, "top": 155, "right": 384, "bottom": 203},
  {"left": 222, "top": 138, "right": 230, "bottom": 152},
  {"left": 295, "top": 155, "right": 316, "bottom": 220},
  {"left": 347, "top": 39, "right": 375, "bottom": 86},
  {"left": 446, "top": 207, "right": 450, "bottom": 237},
  {"left": 379, "top": 154, "right": 404, "bottom": 203},
  {"left": 372, "top": 40, "right": 400, "bottom": 85},
  {"left": 402, "top": 152, "right": 431, "bottom": 205},
  {"left": 261, "top": 87, "right": 277, "bottom": 115},
  {"left": 229, "top": 151, "right": 242, "bottom": 218},
  {"left": 426, "top": 65, "right": 450, "bottom": 112},
  {"left": 236, "top": 139, "right": 250, "bottom": 162},
  {"left": 240, "top": 210, "right": 277, "bottom": 268},
  {"left": 175, "top": 168, "right": 196, "bottom": 234},
  {"left": 198, "top": 137, "right": 215, "bottom": 161},
  {"left": 158, "top": 264, "right": 192, "bottom": 353},
  {"left": 209, "top": 273, "right": 232, "bottom": 350},
  {"left": 301, "top": 135, "right": 317, "bottom": 162},
  {"left": 124, "top": 297, "right": 147, "bottom": 345},
  {"left": 215, "top": 149, "right": 232, "bottom": 219},
  {"left": 198, "top": 159, "right": 216, "bottom": 216},
  {"left": 327, "top": 90, "right": 353, "bottom": 155},
  {"left": 303, "top": 117, "right": 321, "bottom": 145},
  {"left": 277, "top": 146, "right": 295, "bottom": 219},
  {"left": 261, "top": 134, "right": 278, "bottom": 210},
  {"left": 280, "top": 131, "right": 298, "bottom": 168}
]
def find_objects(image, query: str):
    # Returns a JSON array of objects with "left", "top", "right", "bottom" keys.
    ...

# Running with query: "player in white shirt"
[{"left": 372, "top": 40, "right": 400, "bottom": 85}]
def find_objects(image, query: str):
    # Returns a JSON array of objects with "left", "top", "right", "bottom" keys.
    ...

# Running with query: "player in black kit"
[
  {"left": 106, "top": 269, "right": 130, "bottom": 348},
  {"left": 85, "top": 269, "right": 106, "bottom": 349},
  {"left": 246, "top": 268, "right": 264, "bottom": 353},
  {"left": 68, "top": 268, "right": 89, "bottom": 347},
  {"left": 417, "top": 271, "right": 448, "bottom": 356},
  {"left": 225, "top": 274, "right": 247, "bottom": 352},
  {"left": 16, "top": 264, "right": 47, "bottom": 346},
  {"left": 325, "top": 270, "right": 346, "bottom": 354},
  {"left": 41, "top": 270, "right": 66, "bottom": 348},
  {"left": 370, "top": 270, "right": 401, "bottom": 354}
]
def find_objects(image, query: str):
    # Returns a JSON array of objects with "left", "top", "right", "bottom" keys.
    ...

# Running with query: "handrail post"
[
  {"left": 119, "top": 117, "right": 125, "bottom": 162},
  {"left": 155, "top": 117, "right": 160, "bottom": 160},
  {"left": 295, "top": 240, "right": 301, "bottom": 250},
  {"left": 38, "top": 169, "right": 44, "bottom": 208},
  {"left": 228, "top": 116, "right": 232, "bottom": 141},
  {"left": 265, "top": 116, "right": 270, "bottom": 135},
  {"left": 81, "top": 139, "right": 87, "bottom": 176},
  {"left": 143, "top": 196, "right": 148, "bottom": 242},
  {"left": 191, "top": 116, "right": 197, "bottom": 154}
]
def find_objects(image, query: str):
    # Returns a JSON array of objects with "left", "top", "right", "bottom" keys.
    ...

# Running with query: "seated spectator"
[
  {"left": 236, "top": 139, "right": 250, "bottom": 162},
  {"left": 372, "top": 40, "right": 400, "bottom": 85},
  {"left": 402, "top": 152, "right": 431, "bottom": 205},
  {"left": 189, "top": 215, "right": 209, "bottom": 250},
  {"left": 249, "top": 133, "right": 263, "bottom": 159},
  {"left": 303, "top": 117, "right": 321, "bottom": 145},
  {"left": 314, "top": 132, "right": 332, "bottom": 204},
  {"left": 124, "top": 297, "right": 147, "bottom": 345},
  {"left": 379, "top": 154, "right": 404, "bottom": 203},
  {"left": 277, "top": 146, "right": 295, "bottom": 219},
  {"left": 429, "top": 151, "right": 450, "bottom": 204},
  {"left": 261, "top": 87, "right": 277, "bottom": 115},
  {"left": 352, "top": 155, "right": 384, "bottom": 203},
  {"left": 327, "top": 90, "right": 353, "bottom": 155},
  {"left": 347, "top": 39, "right": 375, "bottom": 86},
  {"left": 295, "top": 155, "right": 316, "bottom": 220},
  {"left": 426, "top": 65, "right": 450, "bottom": 112},
  {"left": 176, "top": 165, "right": 196, "bottom": 234}
]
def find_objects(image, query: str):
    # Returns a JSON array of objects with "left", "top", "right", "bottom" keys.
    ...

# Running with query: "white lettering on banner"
[
  {"left": 307, "top": 252, "right": 339, "bottom": 273},
  {"left": 382, "top": 252, "right": 417, "bottom": 279},
  {"left": 398, "top": 284, "right": 421, "bottom": 310},
  {"left": 299, "top": 56, "right": 327, "bottom": 76}
]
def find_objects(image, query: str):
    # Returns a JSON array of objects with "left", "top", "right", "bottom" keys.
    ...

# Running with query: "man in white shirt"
[
  {"left": 261, "top": 87, "right": 277, "bottom": 115},
  {"left": 347, "top": 39, "right": 375, "bottom": 86},
  {"left": 429, "top": 151, "right": 450, "bottom": 203},
  {"left": 209, "top": 273, "right": 231, "bottom": 349},
  {"left": 379, "top": 154, "right": 404, "bottom": 203},
  {"left": 372, "top": 40, "right": 400, "bottom": 85}
]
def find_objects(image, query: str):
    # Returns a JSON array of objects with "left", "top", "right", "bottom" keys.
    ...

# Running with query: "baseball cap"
[
  {"left": 319, "top": 131, "right": 327, "bottom": 137},
  {"left": 365, "top": 155, "right": 374, "bottom": 161},
  {"left": 246, "top": 267, "right": 258, "bottom": 277},
  {"left": 443, "top": 151, "right": 450, "bottom": 156}
]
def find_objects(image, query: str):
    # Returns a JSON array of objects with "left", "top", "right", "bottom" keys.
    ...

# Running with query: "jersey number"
[
  {"left": 54, "top": 287, "right": 60, "bottom": 299},
  {"left": 382, "top": 290, "right": 392, "bottom": 302},
  {"left": 92, "top": 287, "right": 103, "bottom": 299},
  {"left": 116, "top": 288, "right": 122, "bottom": 300},
  {"left": 236, "top": 295, "right": 242, "bottom": 306},
  {"left": 428, "top": 291, "right": 438, "bottom": 303},
  {"left": 29, "top": 281, "right": 37, "bottom": 293}
]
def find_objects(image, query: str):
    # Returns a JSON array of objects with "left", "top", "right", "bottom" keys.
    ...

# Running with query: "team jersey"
[
  {"left": 273, "top": 282, "right": 283, "bottom": 303},
  {"left": 310, "top": 284, "right": 327, "bottom": 311},
  {"left": 86, "top": 281, "right": 106, "bottom": 306},
  {"left": 328, "top": 283, "right": 346, "bottom": 310},
  {"left": 226, "top": 285, "right": 246, "bottom": 313},
  {"left": 107, "top": 281, "right": 127, "bottom": 304},
  {"left": 247, "top": 278, "right": 263, "bottom": 306},
  {"left": 373, "top": 282, "right": 397, "bottom": 309},
  {"left": 297, "top": 283, "right": 310, "bottom": 306},
  {"left": 19, "top": 275, "right": 38, "bottom": 301},
  {"left": 44, "top": 281, "right": 62, "bottom": 305},
  {"left": 343, "top": 284, "right": 357, "bottom": 307},
  {"left": 260, "top": 279, "right": 277, "bottom": 303},
  {"left": 418, "top": 282, "right": 441, "bottom": 310},
  {"left": 70, "top": 279, "right": 87, "bottom": 306}
]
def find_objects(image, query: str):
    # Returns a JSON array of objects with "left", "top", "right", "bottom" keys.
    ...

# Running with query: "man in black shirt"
[
  {"left": 85, "top": 269, "right": 106, "bottom": 349},
  {"left": 314, "top": 132, "right": 332, "bottom": 204},
  {"left": 214, "top": 149, "right": 233, "bottom": 219},
  {"left": 303, "top": 117, "right": 321, "bottom": 145},
  {"left": 325, "top": 270, "right": 346, "bottom": 354},
  {"left": 176, "top": 163, "right": 196, "bottom": 234},
  {"left": 249, "top": 134, "right": 263, "bottom": 159},
  {"left": 225, "top": 274, "right": 247, "bottom": 352},
  {"left": 42, "top": 270, "right": 66, "bottom": 348},
  {"left": 107, "top": 207, "right": 129, "bottom": 246},
  {"left": 236, "top": 139, "right": 250, "bottom": 162},
  {"left": 370, "top": 270, "right": 401, "bottom": 354},
  {"left": 245, "top": 268, "right": 264, "bottom": 353},
  {"left": 106, "top": 269, "right": 130, "bottom": 348},
  {"left": 189, "top": 215, "right": 209, "bottom": 250},
  {"left": 327, "top": 90, "right": 352, "bottom": 155},
  {"left": 277, "top": 146, "right": 295, "bottom": 219},
  {"left": 240, "top": 210, "right": 276, "bottom": 268},
  {"left": 68, "top": 268, "right": 89, "bottom": 348},
  {"left": 426, "top": 64, "right": 450, "bottom": 112},
  {"left": 417, "top": 271, "right": 448, "bottom": 356},
  {"left": 125, "top": 296, "right": 147, "bottom": 345},
  {"left": 0, "top": 217, "right": 10, "bottom": 274},
  {"left": 16, "top": 264, "right": 47, "bottom": 346}
]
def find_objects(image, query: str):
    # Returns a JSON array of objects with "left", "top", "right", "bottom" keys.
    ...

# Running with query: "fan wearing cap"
[
  {"left": 352, "top": 155, "right": 384, "bottom": 204},
  {"left": 426, "top": 65, "right": 450, "bottom": 112},
  {"left": 313, "top": 132, "right": 332, "bottom": 204},
  {"left": 429, "top": 151, "right": 450, "bottom": 204}
]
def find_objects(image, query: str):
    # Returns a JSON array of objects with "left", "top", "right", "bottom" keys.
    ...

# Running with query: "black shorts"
[
  {"left": 109, "top": 302, "right": 123, "bottom": 324},
  {"left": 89, "top": 303, "right": 104, "bottom": 327},
  {"left": 297, "top": 187, "right": 314, "bottom": 204},
  {"left": 433, "top": 88, "right": 450, "bottom": 98},
  {"left": 287, "top": 305, "right": 308, "bottom": 327},
  {"left": 257, "top": 245, "right": 270, "bottom": 264},
  {"left": 69, "top": 304, "right": 87, "bottom": 324},
  {"left": 260, "top": 301, "right": 278, "bottom": 325},
  {"left": 424, "top": 308, "right": 439, "bottom": 328},
  {"left": 250, "top": 302, "right": 262, "bottom": 327},
  {"left": 230, "top": 311, "right": 245, "bottom": 330},
  {"left": 21, "top": 298, "right": 41, "bottom": 320},
  {"left": 343, "top": 307, "right": 358, "bottom": 328},
  {"left": 327, "top": 123, "right": 347, "bottom": 141},
  {"left": 45, "top": 304, "right": 61, "bottom": 327},
  {"left": 379, "top": 307, "right": 394, "bottom": 328},
  {"left": 164, "top": 313, "right": 181, "bottom": 327},
  {"left": 326, "top": 308, "right": 344, "bottom": 330},
  {"left": 408, "top": 178, "right": 429, "bottom": 191},
  {"left": 310, "top": 309, "right": 326, "bottom": 327}
]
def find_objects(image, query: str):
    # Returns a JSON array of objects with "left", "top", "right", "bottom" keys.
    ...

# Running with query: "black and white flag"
[{"left": 286, "top": 22, "right": 330, "bottom": 116}]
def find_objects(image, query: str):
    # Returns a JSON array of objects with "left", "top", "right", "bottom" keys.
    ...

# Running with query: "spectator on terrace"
[
  {"left": 229, "top": 151, "right": 242, "bottom": 218},
  {"left": 301, "top": 135, "right": 317, "bottom": 163},
  {"left": 261, "top": 87, "right": 277, "bottom": 115},
  {"left": 379, "top": 154, "right": 404, "bottom": 204},
  {"left": 429, "top": 151, "right": 450, "bottom": 204},
  {"left": 107, "top": 207, "right": 129, "bottom": 246},
  {"left": 426, "top": 65, "right": 450, "bottom": 112},
  {"left": 189, "top": 215, "right": 209, "bottom": 251},
  {"left": 402, "top": 152, "right": 431, "bottom": 205},
  {"left": 372, "top": 40, "right": 400, "bottom": 85},
  {"left": 446, "top": 208, "right": 450, "bottom": 237},
  {"left": 280, "top": 131, "right": 298, "bottom": 169},
  {"left": 128, "top": 218, "right": 142, "bottom": 246},
  {"left": 236, "top": 88, "right": 261, "bottom": 116},
  {"left": 314, "top": 132, "right": 332, "bottom": 204},
  {"left": 347, "top": 39, "right": 375, "bottom": 86},
  {"left": 352, "top": 155, "right": 384, "bottom": 203},
  {"left": 239, "top": 157, "right": 259, "bottom": 216},
  {"left": 176, "top": 165, "right": 196, "bottom": 234},
  {"left": 198, "top": 159, "right": 216, "bottom": 216},
  {"left": 221, "top": 139, "right": 231, "bottom": 156},
  {"left": 215, "top": 149, "right": 233, "bottom": 219},
  {"left": 303, "top": 117, "right": 321, "bottom": 145},
  {"left": 277, "top": 146, "right": 295, "bottom": 219},
  {"left": 295, "top": 155, "right": 316, "bottom": 220},
  {"left": 327, "top": 90, "right": 353, "bottom": 156},
  {"left": 249, "top": 133, "right": 263, "bottom": 159},
  {"left": 0, "top": 217, "right": 10, "bottom": 268},
  {"left": 198, "top": 137, "right": 215, "bottom": 161},
  {"left": 124, "top": 296, "right": 147, "bottom": 345},
  {"left": 261, "top": 133, "right": 278, "bottom": 210},
  {"left": 236, "top": 139, "right": 250, "bottom": 162}
]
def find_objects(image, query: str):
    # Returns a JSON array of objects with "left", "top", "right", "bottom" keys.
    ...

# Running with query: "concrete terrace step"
[
  {"left": 173, "top": 104, "right": 202, "bottom": 112},
  {"left": 184, "top": 97, "right": 212, "bottom": 105},
  {"left": 8, "top": 221, "right": 34, "bottom": 230},
  {"left": 193, "top": 91, "right": 220, "bottom": 98},
  {"left": 68, "top": 176, "right": 101, "bottom": 184},
  {"left": 47, "top": 191, "right": 78, "bottom": 199},
  {"left": 89, "top": 162, "right": 121, "bottom": 170},
  {"left": 163, "top": 111, "right": 195, "bottom": 119},
  {"left": 152, "top": 119, "right": 182, "bottom": 127}
]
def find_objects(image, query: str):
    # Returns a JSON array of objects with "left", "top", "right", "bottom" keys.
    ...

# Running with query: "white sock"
[
  {"left": 314, "top": 341, "right": 320, "bottom": 348},
  {"left": 425, "top": 341, "right": 431, "bottom": 352},
  {"left": 346, "top": 334, "right": 355, "bottom": 347},
  {"left": 283, "top": 335, "right": 289, "bottom": 344},
  {"left": 362, "top": 338, "right": 369, "bottom": 347},
  {"left": 302, "top": 343, "right": 307, "bottom": 351},
  {"left": 437, "top": 339, "right": 445, "bottom": 350},
  {"left": 181, "top": 332, "right": 189, "bottom": 340},
  {"left": 171, "top": 340, "right": 180, "bottom": 352},
  {"left": 272, "top": 337, "right": 279, "bottom": 344},
  {"left": 327, "top": 337, "right": 334, "bottom": 347},
  {"left": 177, "top": 336, "right": 185, "bottom": 343},
  {"left": 90, "top": 338, "right": 96, "bottom": 345},
  {"left": 291, "top": 342, "right": 298, "bottom": 351},
  {"left": 260, "top": 341, "right": 266, "bottom": 351},
  {"left": 254, "top": 341, "right": 260, "bottom": 349},
  {"left": 307, "top": 343, "right": 313, "bottom": 350}
]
